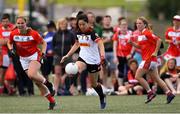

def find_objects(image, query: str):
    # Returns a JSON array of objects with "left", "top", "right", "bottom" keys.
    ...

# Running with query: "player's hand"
[
  {"left": 100, "top": 56, "right": 106, "bottom": 66},
  {"left": 60, "top": 55, "right": 69, "bottom": 64},
  {"left": 40, "top": 53, "right": 47, "bottom": 64},
  {"left": 151, "top": 52, "right": 157, "bottom": 57},
  {"left": 126, "top": 54, "right": 132, "bottom": 60}
]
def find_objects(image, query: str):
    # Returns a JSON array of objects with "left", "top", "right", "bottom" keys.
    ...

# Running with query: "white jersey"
[{"left": 76, "top": 30, "right": 101, "bottom": 64}]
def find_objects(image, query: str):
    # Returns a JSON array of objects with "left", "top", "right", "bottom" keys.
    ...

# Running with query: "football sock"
[
  {"left": 46, "top": 94, "right": 55, "bottom": 103},
  {"left": 93, "top": 84, "right": 104, "bottom": 100},
  {"left": 43, "top": 80, "right": 51, "bottom": 87},
  {"left": 0, "top": 86, "right": 4, "bottom": 94}
]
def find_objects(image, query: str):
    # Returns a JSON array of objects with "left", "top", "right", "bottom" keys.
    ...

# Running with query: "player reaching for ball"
[{"left": 60, "top": 13, "right": 106, "bottom": 109}]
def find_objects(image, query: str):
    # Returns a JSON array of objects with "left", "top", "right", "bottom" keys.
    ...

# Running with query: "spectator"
[
  {"left": 86, "top": 12, "right": 103, "bottom": 37},
  {"left": 41, "top": 20, "right": 56, "bottom": 80},
  {"left": 161, "top": 58, "right": 180, "bottom": 94},
  {"left": 0, "top": 13, "right": 16, "bottom": 95},
  {"left": 101, "top": 15, "right": 117, "bottom": 89},
  {"left": 52, "top": 17, "right": 75, "bottom": 95},
  {"left": 115, "top": 59, "right": 143, "bottom": 95},
  {"left": 112, "top": 17, "right": 133, "bottom": 86}
]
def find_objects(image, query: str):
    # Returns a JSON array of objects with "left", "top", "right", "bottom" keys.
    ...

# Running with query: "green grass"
[
  {"left": 56, "top": 0, "right": 145, "bottom": 12},
  {"left": 0, "top": 95, "right": 180, "bottom": 113},
  {"left": 5, "top": 0, "right": 145, "bottom": 13}
]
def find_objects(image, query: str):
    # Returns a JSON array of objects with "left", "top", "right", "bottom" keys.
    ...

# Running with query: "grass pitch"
[{"left": 0, "top": 95, "right": 180, "bottom": 113}]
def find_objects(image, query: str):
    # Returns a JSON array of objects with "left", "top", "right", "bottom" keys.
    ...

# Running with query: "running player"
[
  {"left": 164, "top": 15, "right": 180, "bottom": 70},
  {"left": 129, "top": 16, "right": 175, "bottom": 104},
  {"left": 7, "top": 16, "right": 56, "bottom": 110}
]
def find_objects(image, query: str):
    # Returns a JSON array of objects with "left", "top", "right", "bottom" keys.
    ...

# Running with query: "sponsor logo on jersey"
[
  {"left": 13, "top": 35, "right": 34, "bottom": 42},
  {"left": 168, "top": 31, "right": 180, "bottom": 37},
  {"left": 138, "top": 35, "right": 147, "bottom": 41},
  {"left": 2, "top": 31, "right": 11, "bottom": 37},
  {"left": 77, "top": 34, "right": 91, "bottom": 40}
]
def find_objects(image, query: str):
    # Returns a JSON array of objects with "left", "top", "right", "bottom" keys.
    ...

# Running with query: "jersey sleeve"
[
  {"left": 165, "top": 28, "right": 171, "bottom": 40},
  {"left": 145, "top": 30, "right": 159, "bottom": 41},
  {"left": 91, "top": 31, "right": 101, "bottom": 43},
  {"left": 91, "top": 31, "right": 100, "bottom": 40},
  {"left": 9, "top": 31, "right": 14, "bottom": 44},
  {"left": 34, "top": 31, "right": 43, "bottom": 44},
  {"left": 112, "top": 31, "right": 118, "bottom": 41}
]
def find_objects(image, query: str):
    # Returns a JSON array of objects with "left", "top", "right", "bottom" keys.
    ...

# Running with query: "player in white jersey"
[{"left": 61, "top": 13, "right": 106, "bottom": 109}]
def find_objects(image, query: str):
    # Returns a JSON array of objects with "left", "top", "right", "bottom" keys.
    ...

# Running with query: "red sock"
[
  {"left": 0, "top": 86, "right": 4, "bottom": 94},
  {"left": 46, "top": 94, "right": 55, "bottom": 103}
]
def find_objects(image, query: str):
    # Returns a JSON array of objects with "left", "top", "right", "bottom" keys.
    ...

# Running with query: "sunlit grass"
[{"left": 0, "top": 95, "right": 180, "bottom": 113}]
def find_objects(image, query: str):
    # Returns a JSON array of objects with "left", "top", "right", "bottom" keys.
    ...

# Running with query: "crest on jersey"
[{"left": 138, "top": 35, "right": 147, "bottom": 41}]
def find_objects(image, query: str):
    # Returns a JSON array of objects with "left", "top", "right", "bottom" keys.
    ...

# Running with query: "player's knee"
[
  {"left": 135, "top": 75, "right": 139, "bottom": 80},
  {"left": 27, "top": 71, "right": 37, "bottom": 79}
]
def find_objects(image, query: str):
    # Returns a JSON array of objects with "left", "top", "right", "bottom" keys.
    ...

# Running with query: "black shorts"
[
  {"left": 78, "top": 57, "right": 101, "bottom": 73},
  {"left": 161, "top": 73, "right": 172, "bottom": 80}
]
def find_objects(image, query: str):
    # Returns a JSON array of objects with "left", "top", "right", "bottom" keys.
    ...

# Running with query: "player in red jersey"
[
  {"left": 0, "top": 13, "right": 16, "bottom": 95},
  {"left": 7, "top": 16, "right": 56, "bottom": 110},
  {"left": 129, "top": 17, "right": 175, "bottom": 104},
  {"left": 164, "top": 15, "right": 180, "bottom": 70}
]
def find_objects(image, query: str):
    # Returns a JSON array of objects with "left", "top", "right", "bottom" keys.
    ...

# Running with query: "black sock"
[
  {"left": 43, "top": 80, "right": 52, "bottom": 87},
  {"left": 93, "top": 84, "right": 104, "bottom": 101}
]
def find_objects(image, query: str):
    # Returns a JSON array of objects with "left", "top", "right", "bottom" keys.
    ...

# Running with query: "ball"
[{"left": 65, "top": 62, "right": 78, "bottom": 75}]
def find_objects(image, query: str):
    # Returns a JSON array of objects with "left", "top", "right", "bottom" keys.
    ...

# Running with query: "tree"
[{"left": 147, "top": 0, "right": 180, "bottom": 20}]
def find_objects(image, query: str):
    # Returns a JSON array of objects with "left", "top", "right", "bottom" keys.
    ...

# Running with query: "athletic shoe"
[
  {"left": 166, "top": 92, "right": 175, "bottom": 104},
  {"left": 100, "top": 95, "right": 106, "bottom": 109},
  {"left": 48, "top": 102, "right": 56, "bottom": 110},
  {"left": 145, "top": 91, "right": 156, "bottom": 104}
]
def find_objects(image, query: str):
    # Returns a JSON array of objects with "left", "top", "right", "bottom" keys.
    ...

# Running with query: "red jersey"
[
  {"left": 132, "top": 30, "right": 142, "bottom": 53},
  {"left": 0, "top": 24, "right": 15, "bottom": 54},
  {"left": 137, "top": 29, "right": 159, "bottom": 61},
  {"left": 127, "top": 70, "right": 138, "bottom": 84},
  {"left": 113, "top": 25, "right": 120, "bottom": 33},
  {"left": 112, "top": 30, "right": 133, "bottom": 57},
  {"left": 165, "top": 27, "right": 180, "bottom": 57},
  {"left": 9, "top": 29, "right": 43, "bottom": 57}
]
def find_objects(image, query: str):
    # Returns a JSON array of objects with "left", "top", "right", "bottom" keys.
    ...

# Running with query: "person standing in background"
[
  {"left": 0, "top": 13, "right": 16, "bottom": 95},
  {"left": 52, "top": 18, "right": 75, "bottom": 95},
  {"left": 113, "top": 17, "right": 133, "bottom": 86},
  {"left": 101, "top": 15, "right": 117, "bottom": 89},
  {"left": 41, "top": 20, "right": 56, "bottom": 80}
]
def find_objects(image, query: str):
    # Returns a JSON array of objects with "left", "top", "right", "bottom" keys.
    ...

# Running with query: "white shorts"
[
  {"left": 163, "top": 54, "right": 180, "bottom": 67},
  {"left": 139, "top": 60, "right": 158, "bottom": 70},
  {"left": 2, "top": 54, "right": 10, "bottom": 67},
  {"left": 20, "top": 52, "right": 39, "bottom": 70}
]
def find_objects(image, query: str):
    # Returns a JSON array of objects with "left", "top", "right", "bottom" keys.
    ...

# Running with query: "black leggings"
[{"left": 117, "top": 57, "right": 129, "bottom": 81}]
